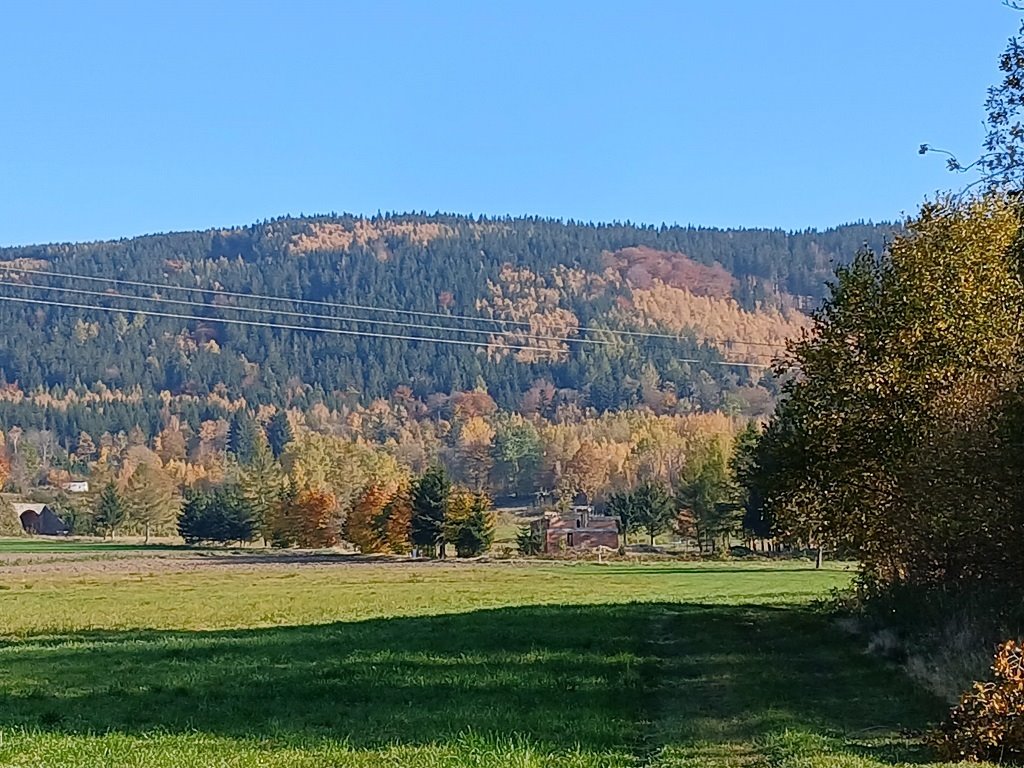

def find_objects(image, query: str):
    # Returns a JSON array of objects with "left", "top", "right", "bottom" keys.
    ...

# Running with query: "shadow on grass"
[{"left": 0, "top": 603, "right": 944, "bottom": 760}]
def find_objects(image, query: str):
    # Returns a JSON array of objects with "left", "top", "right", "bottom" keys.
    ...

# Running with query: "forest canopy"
[{"left": 0, "top": 213, "right": 893, "bottom": 446}]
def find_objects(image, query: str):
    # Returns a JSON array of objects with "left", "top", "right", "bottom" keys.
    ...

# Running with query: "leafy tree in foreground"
[
  {"left": 925, "top": 19, "right": 1024, "bottom": 192},
  {"left": 758, "top": 195, "right": 1024, "bottom": 591}
]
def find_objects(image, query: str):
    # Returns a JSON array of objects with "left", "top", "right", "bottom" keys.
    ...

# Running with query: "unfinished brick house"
[{"left": 532, "top": 505, "right": 619, "bottom": 553}]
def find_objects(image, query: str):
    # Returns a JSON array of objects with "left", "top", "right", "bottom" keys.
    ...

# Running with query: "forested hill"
[{"left": 0, "top": 214, "right": 894, "bottom": 441}]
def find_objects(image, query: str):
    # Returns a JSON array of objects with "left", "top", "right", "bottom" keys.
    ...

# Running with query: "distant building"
[
  {"left": 61, "top": 481, "right": 90, "bottom": 493},
  {"left": 13, "top": 503, "right": 70, "bottom": 536},
  {"left": 532, "top": 505, "right": 619, "bottom": 553}
]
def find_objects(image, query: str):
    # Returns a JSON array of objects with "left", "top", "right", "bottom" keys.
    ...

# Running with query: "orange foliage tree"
[
  {"left": 292, "top": 488, "right": 339, "bottom": 548},
  {"left": 345, "top": 485, "right": 390, "bottom": 553},
  {"left": 383, "top": 484, "right": 413, "bottom": 554},
  {"left": 270, "top": 485, "right": 339, "bottom": 548}
]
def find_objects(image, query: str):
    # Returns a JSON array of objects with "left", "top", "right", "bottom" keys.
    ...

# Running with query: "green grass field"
[
  {"left": 0, "top": 546, "right": 977, "bottom": 767},
  {"left": 0, "top": 539, "right": 187, "bottom": 554}
]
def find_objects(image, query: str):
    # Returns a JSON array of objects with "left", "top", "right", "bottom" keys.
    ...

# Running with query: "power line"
[
  {"left": 0, "top": 293, "right": 775, "bottom": 368},
  {"left": 0, "top": 266, "right": 791, "bottom": 351},
  {"left": 0, "top": 280, "right": 614, "bottom": 347},
  {"left": 0, "top": 278, "right": 782, "bottom": 361},
  {"left": 0, "top": 294, "right": 558, "bottom": 354}
]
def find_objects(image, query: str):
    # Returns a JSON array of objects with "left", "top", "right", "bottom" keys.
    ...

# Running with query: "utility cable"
[
  {"left": 0, "top": 292, "right": 774, "bottom": 368},
  {"left": 0, "top": 266, "right": 791, "bottom": 351}
]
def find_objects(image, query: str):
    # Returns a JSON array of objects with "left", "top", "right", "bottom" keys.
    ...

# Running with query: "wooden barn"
[{"left": 532, "top": 506, "right": 619, "bottom": 553}]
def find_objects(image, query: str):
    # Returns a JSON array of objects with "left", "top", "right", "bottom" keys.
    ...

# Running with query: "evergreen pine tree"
[
  {"left": 219, "top": 485, "right": 257, "bottom": 544},
  {"left": 445, "top": 490, "right": 495, "bottom": 557},
  {"left": 266, "top": 411, "right": 294, "bottom": 459},
  {"left": 93, "top": 482, "right": 126, "bottom": 538},
  {"left": 238, "top": 436, "right": 282, "bottom": 543},
  {"left": 178, "top": 490, "right": 211, "bottom": 544},
  {"left": 227, "top": 411, "right": 260, "bottom": 465},
  {"left": 411, "top": 465, "right": 450, "bottom": 558},
  {"left": 515, "top": 524, "right": 542, "bottom": 556},
  {"left": 178, "top": 486, "right": 256, "bottom": 545}
]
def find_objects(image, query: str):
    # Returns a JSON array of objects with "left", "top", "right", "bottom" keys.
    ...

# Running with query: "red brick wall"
[{"left": 544, "top": 528, "right": 619, "bottom": 552}]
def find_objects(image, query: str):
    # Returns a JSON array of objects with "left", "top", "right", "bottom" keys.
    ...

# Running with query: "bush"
[
  {"left": 515, "top": 524, "right": 542, "bottom": 556},
  {"left": 933, "top": 639, "right": 1024, "bottom": 762}
]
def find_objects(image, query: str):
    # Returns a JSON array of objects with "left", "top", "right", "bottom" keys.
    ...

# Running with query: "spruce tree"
[
  {"left": 238, "top": 437, "right": 282, "bottom": 543},
  {"left": 445, "top": 490, "right": 495, "bottom": 557},
  {"left": 227, "top": 411, "right": 260, "bottom": 465},
  {"left": 178, "top": 490, "right": 211, "bottom": 545},
  {"left": 178, "top": 486, "right": 256, "bottom": 545},
  {"left": 266, "top": 411, "right": 294, "bottom": 459},
  {"left": 93, "top": 482, "right": 126, "bottom": 539},
  {"left": 411, "top": 465, "right": 450, "bottom": 558},
  {"left": 219, "top": 485, "right": 257, "bottom": 544}
]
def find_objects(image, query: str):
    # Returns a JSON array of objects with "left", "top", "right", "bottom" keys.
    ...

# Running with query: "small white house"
[{"left": 61, "top": 481, "right": 90, "bottom": 493}]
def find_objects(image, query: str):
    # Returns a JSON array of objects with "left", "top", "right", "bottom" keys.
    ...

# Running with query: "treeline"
[{"left": 9, "top": 397, "right": 760, "bottom": 553}]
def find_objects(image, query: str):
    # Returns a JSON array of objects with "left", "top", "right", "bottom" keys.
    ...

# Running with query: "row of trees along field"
[
  {"left": 84, "top": 459, "right": 496, "bottom": 557},
  {"left": 6, "top": 397, "right": 756, "bottom": 552}
]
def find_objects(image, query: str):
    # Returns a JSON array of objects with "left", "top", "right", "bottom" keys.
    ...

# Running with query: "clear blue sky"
[{"left": 0, "top": 1, "right": 1015, "bottom": 246}]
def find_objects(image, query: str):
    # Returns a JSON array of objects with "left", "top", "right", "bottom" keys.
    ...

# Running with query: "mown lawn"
[{"left": 0, "top": 558, "right": 975, "bottom": 767}]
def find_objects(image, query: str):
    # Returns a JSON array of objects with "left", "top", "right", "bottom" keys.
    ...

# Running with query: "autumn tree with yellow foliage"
[{"left": 753, "top": 195, "right": 1024, "bottom": 595}]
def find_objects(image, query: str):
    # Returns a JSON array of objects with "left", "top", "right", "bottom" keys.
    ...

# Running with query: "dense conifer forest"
[{"left": 0, "top": 213, "right": 893, "bottom": 445}]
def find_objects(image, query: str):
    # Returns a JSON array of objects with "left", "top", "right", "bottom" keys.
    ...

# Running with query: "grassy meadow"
[{"left": 0, "top": 545, "right": 975, "bottom": 767}]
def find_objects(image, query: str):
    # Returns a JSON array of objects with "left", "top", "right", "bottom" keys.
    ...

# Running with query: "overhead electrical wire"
[
  {"left": 0, "top": 278, "right": 782, "bottom": 361},
  {"left": 0, "top": 279, "right": 616, "bottom": 347},
  {"left": 0, "top": 292, "right": 777, "bottom": 369},
  {"left": 0, "top": 266, "right": 791, "bottom": 352},
  {"left": 0, "top": 293, "right": 559, "bottom": 354}
]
